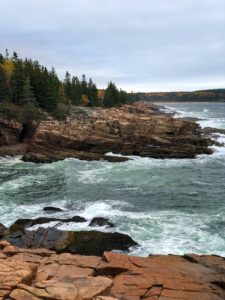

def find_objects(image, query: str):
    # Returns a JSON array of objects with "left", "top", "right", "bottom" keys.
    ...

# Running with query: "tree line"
[{"left": 0, "top": 50, "right": 138, "bottom": 116}]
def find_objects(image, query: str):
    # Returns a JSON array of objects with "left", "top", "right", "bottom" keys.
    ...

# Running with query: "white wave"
[{"left": 0, "top": 155, "right": 23, "bottom": 165}]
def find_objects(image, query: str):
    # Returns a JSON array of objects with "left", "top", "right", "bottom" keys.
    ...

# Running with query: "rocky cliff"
[
  {"left": 0, "top": 240, "right": 225, "bottom": 300},
  {"left": 22, "top": 102, "right": 214, "bottom": 163},
  {"left": 0, "top": 117, "right": 22, "bottom": 145}
]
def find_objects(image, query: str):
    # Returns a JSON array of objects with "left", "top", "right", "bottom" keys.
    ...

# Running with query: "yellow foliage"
[
  {"left": 2, "top": 59, "right": 14, "bottom": 81},
  {"left": 81, "top": 94, "right": 89, "bottom": 106}
]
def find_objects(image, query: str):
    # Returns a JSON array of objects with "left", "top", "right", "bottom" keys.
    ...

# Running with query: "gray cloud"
[{"left": 0, "top": 0, "right": 225, "bottom": 91}]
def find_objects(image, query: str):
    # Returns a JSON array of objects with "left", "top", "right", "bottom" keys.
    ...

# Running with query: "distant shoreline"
[{"left": 153, "top": 101, "right": 225, "bottom": 104}]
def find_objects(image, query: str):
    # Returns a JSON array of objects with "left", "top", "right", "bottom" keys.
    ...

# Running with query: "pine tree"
[
  {"left": 104, "top": 82, "right": 120, "bottom": 107},
  {"left": 0, "top": 66, "right": 10, "bottom": 102},
  {"left": 64, "top": 71, "right": 71, "bottom": 102},
  {"left": 0, "top": 54, "right": 4, "bottom": 64},
  {"left": 88, "top": 78, "right": 99, "bottom": 107},
  {"left": 81, "top": 74, "right": 88, "bottom": 95},
  {"left": 20, "top": 77, "right": 36, "bottom": 105},
  {"left": 11, "top": 59, "right": 25, "bottom": 103},
  {"left": 71, "top": 76, "right": 81, "bottom": 105}
]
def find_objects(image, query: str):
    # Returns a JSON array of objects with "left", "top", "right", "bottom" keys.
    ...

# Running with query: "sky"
[{"left": 0, "top": 0, "right": 225, "bottom": 92}]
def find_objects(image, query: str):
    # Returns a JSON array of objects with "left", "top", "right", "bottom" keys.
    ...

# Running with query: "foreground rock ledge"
[
  {"left": 22, "top": 102, "right": 213, "bottom": 163},
  {"left": 0, "top": 241, "right": 225, "bottom": 300}
]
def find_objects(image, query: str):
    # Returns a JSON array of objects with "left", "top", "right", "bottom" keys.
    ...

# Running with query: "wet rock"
[
  {"left": 89, "top": 217, "right": 115, "bottom": 228},
  {"left": 202, "top": 127, "right": 225, "bottom": 135},
  {"left": 43, "top": 206, "right": 64, "bottom": 213},
  {"left": 10, "top": 215, "right": 87, "bottom": 232},
  {"left": 5, "top": 227, "right": 138, "bottom": 256}
]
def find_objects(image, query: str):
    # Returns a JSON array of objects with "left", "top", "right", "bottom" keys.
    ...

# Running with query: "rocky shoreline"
[
  {"left": 0, "top": 102, "right": 218, "bottom": 162},
  {"left": 0, "top": 240, "right": 225, "bottom": 299},
  {"left": 1, "top": 212, "right": 225, "bottom": 299},
  {"left": 1, "top": 103, "right": 225, "bottom": 299}
]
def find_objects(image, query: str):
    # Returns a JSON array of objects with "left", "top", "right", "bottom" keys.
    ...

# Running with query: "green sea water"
[{"left": 0, "top": 102, "right": 225, "bottom": 256}]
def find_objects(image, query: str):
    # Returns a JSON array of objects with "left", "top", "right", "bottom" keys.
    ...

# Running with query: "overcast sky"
[{"left": 0, "top": 0, "right": 225, "bottom": 92}]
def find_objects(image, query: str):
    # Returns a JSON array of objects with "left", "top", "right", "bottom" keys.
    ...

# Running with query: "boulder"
[
  {"left": 89, "top": 217, "right": 115, "bottom": 228},
  {"left": 5, "top": 227, "right": 138, "bottom": 256}
]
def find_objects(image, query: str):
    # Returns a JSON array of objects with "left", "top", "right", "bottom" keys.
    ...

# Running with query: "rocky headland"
[
  {"left": 0, "top": 102, "right": 216, "bottom": 162},
  {"left": 0, "top": 102, "right": 224, "bottom": 299}
]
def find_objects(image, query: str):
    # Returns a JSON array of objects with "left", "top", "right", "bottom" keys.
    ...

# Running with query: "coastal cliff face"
[
  {"left": 22, "top": 102, "right": 213, "bottom": 163},
  {"left": 0, "top": 117, "right": 22, "bottom": 146},
  {"left": 0, "top": 241, "right": 225, "bottom": 300},
  {"left": 0, "top": 118, "right": 30, "bottom": 156}
]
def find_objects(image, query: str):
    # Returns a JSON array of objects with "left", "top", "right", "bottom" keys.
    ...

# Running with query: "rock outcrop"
[
  {"left": 0, "top": 118, "right": 31, "bottom": 156},
  {"left": 0, "top": 241, "right": 225, "bottom": 299},
  {"left": 5, "top": 227, "right": 138, "bottom": 256},
  {"left": 0, "top": 117, "right": 22, "bottom": 146},
  {"left": 22, "top": 102, "right": 214, "bottom": 163}
]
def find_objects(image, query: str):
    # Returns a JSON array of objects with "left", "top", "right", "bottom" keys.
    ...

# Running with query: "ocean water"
[{"left": 0, "top": 102, "right": 225, "bottom": 256}]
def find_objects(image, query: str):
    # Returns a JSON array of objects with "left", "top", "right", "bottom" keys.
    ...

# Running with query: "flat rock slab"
[
  {"left": 10, "top": 276, "right": 112, "bottom": 300},
  {"left": 0, "top": 242, "right": 225, "bottom": 300}
]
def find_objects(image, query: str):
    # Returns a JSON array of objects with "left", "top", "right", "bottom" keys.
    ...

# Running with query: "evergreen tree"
[
  {"left": 81, "top": 74, "right": 88, "bottom": 96},
  {"left": 12, "top": 51, "right": 18, "bottom": 61},
  {"left": 104, "top": 82, "right": 120, "bottom": 107},
  {"left": 20, "top": 77, "right": 36, "bottom": 105},
  {"left": 11, "top": 59, "right": 25, "bottom": 103},
  {"left": 64, "top": 71, "right": 71, "bottom": 102},
  {"left": 0, "top": 54, "right": 4, "bottom": 64},
  {"left": 88, "top": 78, "right": 99, "bottom": 107},
  {"left": 71, "top": 76, "right": 81, "bottom": 105},
  {"left": 0, "top": 66, "right": 10, "bottom": 102}
]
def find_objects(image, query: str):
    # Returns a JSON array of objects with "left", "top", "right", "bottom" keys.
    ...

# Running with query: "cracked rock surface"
[{"left": 0, "top": 241, "right": 225, "bottom": 299}]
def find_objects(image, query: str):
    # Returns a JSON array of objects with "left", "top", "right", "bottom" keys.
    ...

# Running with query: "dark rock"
[
  {"left": 202, "top": 127, "right": 225, "bottom": 135},
  {"left": 69, "top": 216, "right": 87, "bottom": 223},
  {"left": 5, "top": 227, "right": 138, "bottom": 256},
  {"left": 43, "top": 206, "right": 64, "bottom": 213},
  {"left": 89, "top": 217, "right": 115, "bottom": 228},
  {"left": 0, "top": 223, "right": 7, "bottom": 239},
  {"left": 10, "top": 216, "right": 87, "bottom": 232}
]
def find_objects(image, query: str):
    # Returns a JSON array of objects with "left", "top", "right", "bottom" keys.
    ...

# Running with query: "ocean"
[{"left": 0, "top": 102, "right": 225, "bottom": 256}]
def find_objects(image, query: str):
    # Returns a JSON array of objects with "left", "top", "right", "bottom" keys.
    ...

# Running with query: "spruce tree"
[
  {"left": 0, "top": 65, "right": 10, "bottom": 102},
  {"left": 11, "top": 59, "right": 25, "bottom": 103},
  {"left": 20, "top": 77, "right": 36, "bottom": 105},
  {"left": 64, "top": 71, "right": 71, "bottom": 102},
  {"left": 81, "top": 74, "right": 88, "bottom": 96},
  {"left": 88, "top": 78, "right": 99, "bottom": 107},
  {"left": 71, "top": 76, "right": 81, "bottom": 105},
  {"left": 104, "top": 82, "right": 120, "bottom": 107}
]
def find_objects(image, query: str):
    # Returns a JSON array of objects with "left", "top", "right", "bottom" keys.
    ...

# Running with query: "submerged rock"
[
  {"left": 89, "top": 217, "right": 115, "bottom": 228},
  {"left": 22, "top": 102, "right": 214, "bottom": 163},
  {"left": 5, "top": 227, "right": 138, "bottom": 256},
  {"left": 43, "top": 206, "right": 65, "bottom": 213}
]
